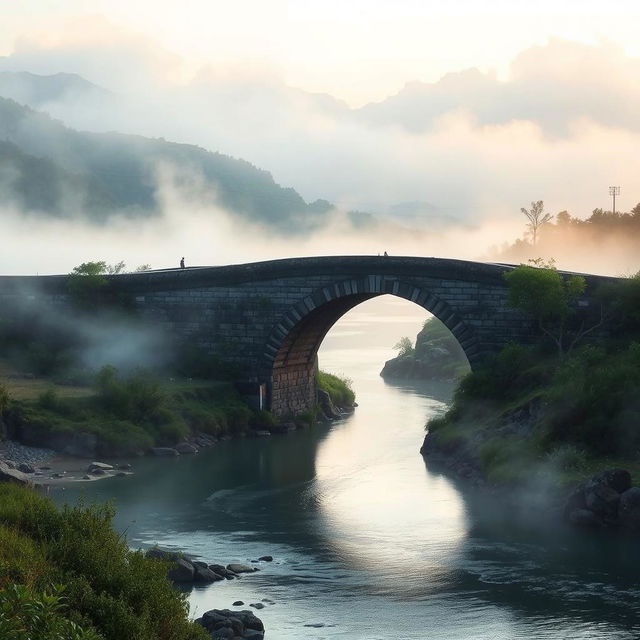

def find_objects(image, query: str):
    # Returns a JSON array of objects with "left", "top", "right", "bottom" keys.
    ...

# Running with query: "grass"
[
  {"left": 0, "top": 360, "right": 93, "bottom": 401},
  {"left": 0, "top": 483, "right": 207, "bottom": 640},
  {"left": 2, "top": 364, "right": 258, "bottom": 456},
  {"left": 425, "top": 340, "right": 640, "bottom": 488},
  {"left": 317, "top": 370, "right": 355, "bottom": 408}
]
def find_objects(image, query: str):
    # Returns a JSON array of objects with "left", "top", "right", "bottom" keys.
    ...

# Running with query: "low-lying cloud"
[{"left": 1, "top": 20, "right": 639, "bottom": 275}]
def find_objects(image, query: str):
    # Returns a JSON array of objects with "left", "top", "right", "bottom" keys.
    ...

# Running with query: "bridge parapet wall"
[{"left": 0, "top": 257, "right": 618, "bottom": 415}]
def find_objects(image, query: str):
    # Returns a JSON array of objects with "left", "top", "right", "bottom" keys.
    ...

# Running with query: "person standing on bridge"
[{"left": 180, "top": 257, "right": 185, "bottom": 269}]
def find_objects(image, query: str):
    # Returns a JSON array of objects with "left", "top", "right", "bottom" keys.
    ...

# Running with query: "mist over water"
[{"left": 51, "top": 299, "right": 640, "bottom": 639}]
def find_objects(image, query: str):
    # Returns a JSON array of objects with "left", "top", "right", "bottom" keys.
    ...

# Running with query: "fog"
[
  {"left": 1, "top": 22, "right": 640, "bottom": 275},
  {"left": 2, "top": 28, "right": 640, "bottom": 220}
]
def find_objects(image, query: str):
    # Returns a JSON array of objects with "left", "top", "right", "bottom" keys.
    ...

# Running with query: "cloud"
[
  {"left": 1, "top": 29, "right": 640, "bottom": 276},
  {"left": 358, "top": 38, "right": 640, "bottom": 137}
]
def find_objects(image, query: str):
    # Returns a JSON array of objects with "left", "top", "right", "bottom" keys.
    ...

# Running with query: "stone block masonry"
[{"left": 0, "top": 256, "right": 619, "bottom": 417}]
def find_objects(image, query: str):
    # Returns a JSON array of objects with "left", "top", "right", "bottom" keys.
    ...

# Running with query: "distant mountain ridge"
[
  {"left": 0, "top": 71, "right": 112, "bottom": 108},
  {"left": 0, "top": 96, "right": 334, "bottom": 231}
]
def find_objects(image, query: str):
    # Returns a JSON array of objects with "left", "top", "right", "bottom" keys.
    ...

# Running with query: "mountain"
[
  {"left": 0, "top": 97, "right": 333, "bottom": 232},
  {"left": 0, "top": 71, "right": 112, "bottom": 109}
]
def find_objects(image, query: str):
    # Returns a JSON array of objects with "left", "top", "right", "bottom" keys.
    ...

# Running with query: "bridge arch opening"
[{"left": 261, "top": 276, "right": 479, "bottom": 416}]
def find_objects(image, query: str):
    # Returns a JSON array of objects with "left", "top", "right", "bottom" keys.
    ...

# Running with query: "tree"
[
  {"left": 393, "top": 336, "right": 414, "bottom": 357},
  {"left": 520, "top": 200, "right": 552, "bottom": 246},
  {"left": 67, "top": 261, "right": 109, "bottom": 303},
  {"left": 504, "top": 261, "right": 603, "bottom": 357}
]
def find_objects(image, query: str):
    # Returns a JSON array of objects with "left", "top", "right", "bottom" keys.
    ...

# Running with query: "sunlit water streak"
[{"left": 54, "top": 300, "right": 640, "bottom": 639}]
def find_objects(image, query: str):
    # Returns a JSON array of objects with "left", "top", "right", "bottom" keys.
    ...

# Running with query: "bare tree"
[{"left": 520, "top": 200, "right": 552, "bottom": 246}]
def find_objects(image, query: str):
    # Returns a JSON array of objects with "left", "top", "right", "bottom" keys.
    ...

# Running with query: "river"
[{"left": 54, "top": 298, "right": 640, "bottom": 639}]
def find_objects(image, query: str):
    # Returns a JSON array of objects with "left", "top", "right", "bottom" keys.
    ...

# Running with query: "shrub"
[
  {"left": 317, "top": 370, "right": 355, "bottom": 408},
  {"left": 0, "top": 584, "right": 103, "bottom": 640},
  {"left": 0, "top": 484, "right": 207, "bottom": 640}
]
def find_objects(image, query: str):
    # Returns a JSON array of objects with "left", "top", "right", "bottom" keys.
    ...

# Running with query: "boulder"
[
  {"left": 90, "top": 467, "right": 106, "bottom": 476},
  {"left": 199, "top": 609, "right": 264, "bottom": 638},
  {"left": 249, "top": 602, "right": 264, "bottom": 610},
  {"left": 175, "top": 442, "right": 198, "bottom": 454},
  {"left": 167, "top": 558, "right": 195, "bottom": 583},
  {"left": 258, "top": 555, "right": 273, "bottom": 562},
  {"left": 210, "top": 564, "right": 236, "bottom": 579},
  {"left": 232, "top": 601, "right": 244, "bottom": 606},
  {"left": 146, "top": 548, "right": 181, "bottom": 561},
  {"left": 17, "top": 462, "right": 35, "bottom": 474},
  {"left": 592, "top": 468, "right": 632, "bottom": 494},
  {"left": 568, "top": 508, "right": 602, "bottom": 528},
  {"left": 227, "top": 563, "right": 259, "bottom": 574},
  {"left": 584, "top": 483, "right": 620, "bottom": 522},
  {"left": 118, "top": 463, "right": 132, "bottom": 470},
  {"left": 88, "top": 461, "right": 113, "bottom": 472},
  {"left": 150, "top": 447, "right": 179, "bottom": 456},
  {"left": 619, "top": 487, "right": 640, "bottom": 532},
  {"left": 194, "top": 564, "right": 224, "bottom": 583},
  {"left": 0, "top": 460, "right": 32, "bottom": 486}
]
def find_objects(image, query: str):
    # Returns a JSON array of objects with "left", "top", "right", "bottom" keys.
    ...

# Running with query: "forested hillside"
[{"left": 0, "top": 97, "right": 333, "bottom": 232}]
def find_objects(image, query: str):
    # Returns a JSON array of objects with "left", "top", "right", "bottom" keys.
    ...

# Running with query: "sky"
[
  {"left": 1, "top": 1, "right": 640, "bottom": 275},
  {"left": 3, "top": 0, "right": 640, "bottom": 105}
]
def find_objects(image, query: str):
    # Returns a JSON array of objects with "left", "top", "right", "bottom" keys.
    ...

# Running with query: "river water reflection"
[{"left": 54, "top": 301, "right": 640, "bottom": 639}]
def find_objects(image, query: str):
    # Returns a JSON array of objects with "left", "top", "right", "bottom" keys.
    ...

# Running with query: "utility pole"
[{"left": 609, "top": 186, "right": 620, "bottom": 215}]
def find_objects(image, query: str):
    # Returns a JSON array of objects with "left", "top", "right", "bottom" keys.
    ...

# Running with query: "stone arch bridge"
[{"left": 0, "top": 257, "right": 615, "bottom": 416}]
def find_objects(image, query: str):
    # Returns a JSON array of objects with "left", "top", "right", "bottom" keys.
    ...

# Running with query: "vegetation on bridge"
[{"left": 423, "top": 265, "right": 640, "bottom": 486}]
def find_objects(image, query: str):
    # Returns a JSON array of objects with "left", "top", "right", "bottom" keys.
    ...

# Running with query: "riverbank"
[
  {"left": 420, "top": 335, "right": 640, "bottom": 532},
  {"left": 0, "top": 363, "right": 356, "bottom": 465}
]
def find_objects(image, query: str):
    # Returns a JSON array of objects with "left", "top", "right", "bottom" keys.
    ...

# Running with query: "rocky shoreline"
[
  {"left": 421, "top": 431, "right": 640, "bottom": 535},
  {"left": 146, "top": 548, "right": 275, "bottom": 639}
]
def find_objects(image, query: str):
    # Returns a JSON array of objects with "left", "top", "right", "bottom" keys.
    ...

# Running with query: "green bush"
[
  {"left": 0, "top": 484, "right": 207, "bottom": 640},
  {"left": 317, "top": 370, "right": 355, "bottom": 408},
  {"left": 0, "top": 584, "right": 103, "bottom": 640}
]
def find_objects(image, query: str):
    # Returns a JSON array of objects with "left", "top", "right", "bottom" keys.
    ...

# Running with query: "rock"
[
  {"left": 39, "top": 466, "right": 52, "bottom": 471},
  {"left": 199, "top": 609, "right": 264, "bottom": 638},
  {"left": 619, "top": 487, "right": 640, "bottom": 531},
  {"left": 167, "top": 558, "right": 195, "bottom": 583},
  {"left": 232, "top": 601, "right": 244, "bottom": 606},
  {"left": 87, "top": 461, "right": 114, "bottom": 472},
  {"left": 249, "top": 602, "right": 264, "bottom": 610},
  {"left": 4, "top": 460, "right": 16, "bottom": 469},
  {"left": 116, "top": 471, "right": 127, "bottom": 477},
  {"left": 585, "top": 483, "right": 620, "bottom": 522},
  {"left": 82, "top": 475, "right": 91, "bottom": 480},
  {"left": 17, "top": 462, "right": 35, "bottom": 473},
  {"left": 90, "top": 467, "right": 106, "bottom": 476},
  {"left": 592, "top": 468, "right": 632, "bottom": 494},
  {"left": 258, "top": 555, "right": 273, "bottom": 562},
  {"left": 568, "top": 508, "right": 602, "bottom": 528},
  {"left": 253, "top": 430, "right": 271, "bottom": 437},
  {"left": 118, "top": 463, "right": 132, "bottom": 470},
  {"left": 150, "top": 447, "right": 179, "bottom": 456},
  {"left": 51, "top": 472, "right": 66, "bottom": 479},
  {"left": 176, "top": 442, "right": 198, "bottom": 454},
  {"left": 227, "top": 563, "right": 259, "bottom": 574},
  {"left": 0, "top": 460, "right": 32, "bottom": 486},
  {"left": 146, "top": 548, "right": 181, "bottom": 561},
  {"left": 210, "top": 564, "right": 236, "bottom": 579},
  {"left": 194, "top": 564, "right": 224, "bottom": 583}
]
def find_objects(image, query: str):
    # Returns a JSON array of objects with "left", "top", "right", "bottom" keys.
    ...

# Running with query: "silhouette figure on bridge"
[{"left": 180, "top": 257, "right": 185, "bottom": 269}]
